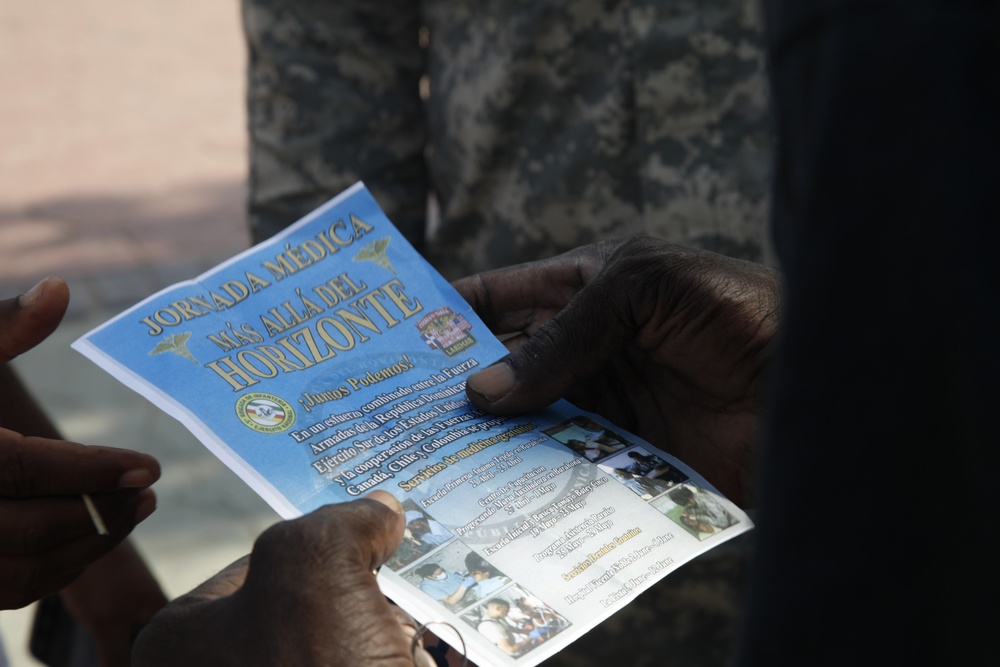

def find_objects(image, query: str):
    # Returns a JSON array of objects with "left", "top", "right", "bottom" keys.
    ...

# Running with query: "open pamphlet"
[{"left": 73, "top": 182, "right": 751, "bottom": 666}]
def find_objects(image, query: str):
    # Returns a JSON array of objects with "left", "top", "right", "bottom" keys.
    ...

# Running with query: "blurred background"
[{"left": 0, "top": 2, "right": 283, "bottom": 663}]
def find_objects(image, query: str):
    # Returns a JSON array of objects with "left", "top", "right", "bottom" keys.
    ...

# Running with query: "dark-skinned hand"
[
  {"left": 0, "top": 277, "right": 160, "bottom": 612},
  {"left": 453, "top": 236, "right": 781, "bottom": 506},
  {"left": 132, "top": 492, "right": 442, "bottom": 667}
]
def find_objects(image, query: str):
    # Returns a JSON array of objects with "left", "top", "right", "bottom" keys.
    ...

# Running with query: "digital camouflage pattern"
[
  {"left": 242, "top": 2, "right": 761, "bottom": 664},
  {"left": 242, "top": 0, "right": 773, "bottom": 279}
]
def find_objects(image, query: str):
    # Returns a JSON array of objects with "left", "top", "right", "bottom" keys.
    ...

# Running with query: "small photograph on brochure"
[
  {"left": 541, "top": 415, "right": 631, "bottom": 462},
  {"left": 402, "top": 542, "right": 512, "bottom": 612},
  {"left": 461, "top": 585, "right": 571, "bottom": 659},
  {"left": 384, "top": 499, "right": 456, "bottom": 571},
  {"left": 596, "top": 447, "right": 690, "bottom": 500},
  {"left": 650, "top": 483, "right": 741, "bottom": 540},
  {"left": 614, "top": 448, "right": 690, "bottom": 484}
]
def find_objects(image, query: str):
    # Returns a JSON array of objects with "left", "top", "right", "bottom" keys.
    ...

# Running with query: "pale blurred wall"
[
  {"left": 0, "top": 0, "right": 250, "bottom": 296},
  {"left": 0, "top": 3, "right": 275, "bottom": 666}
]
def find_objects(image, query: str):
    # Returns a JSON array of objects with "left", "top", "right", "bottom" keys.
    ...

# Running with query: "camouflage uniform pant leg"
[{"left": 241, "top": 0, "right": 429, "bottom": 248}]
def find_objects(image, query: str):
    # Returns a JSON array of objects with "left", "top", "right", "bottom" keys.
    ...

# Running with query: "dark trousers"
[{"left": 737, "top": 1, "right": 1000, "bottom": 664}]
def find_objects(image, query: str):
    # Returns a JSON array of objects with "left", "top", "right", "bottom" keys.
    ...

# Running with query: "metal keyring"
[{"left": 411, "top": 620, "right": 469, "bottom": 667}]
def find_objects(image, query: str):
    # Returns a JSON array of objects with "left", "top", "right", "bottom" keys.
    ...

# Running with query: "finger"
[
  {"left": 0, "top": 430, "right": 160, "bottom": 498},
  {"left": 465, "top": 259, "right": 637, "bottom": 414},
  {"left": 0, "top": 277, "right": 70, "bottom": 363},
  {"left": 0, "top": 568, "right": 82, "bottom": 611},
  {"left": 452, "top": 244, "right": 607, "bottom": 335},
  {"left": 390, "top": 606, "right": 437, "bottom": 667},
  {"left": 249, "top": 491, "right": 405, "bottom": 584},
  {"left": 0, "top": 488, "right": 150, "bottom": 554},
  {"left": 178, "top": 555, "right": 251, "bottom": 604},
  {"left": 0, "top": 490, "right": 155, "bottom": 609}
]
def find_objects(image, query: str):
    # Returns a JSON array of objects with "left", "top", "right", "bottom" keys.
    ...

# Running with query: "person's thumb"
[
  {"left": 466, "top": 271, "right": 635, "bottom": 415},
  {"left": 0, "top": 276, "right": 69, "bottom": 363}
]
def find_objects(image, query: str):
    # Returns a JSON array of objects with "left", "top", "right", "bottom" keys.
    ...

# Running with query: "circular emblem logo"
[{"left": 236, "top": 393, "right": 295, "bottom": 433}]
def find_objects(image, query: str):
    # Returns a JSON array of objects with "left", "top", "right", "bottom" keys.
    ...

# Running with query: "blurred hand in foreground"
[{"left": 0, "top": 277, "right": 161, "bottom": 611}]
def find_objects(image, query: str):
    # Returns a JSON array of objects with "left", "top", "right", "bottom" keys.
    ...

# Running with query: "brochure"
[{"left": 72, "top": 182, "right": 752, "bottom": 666}]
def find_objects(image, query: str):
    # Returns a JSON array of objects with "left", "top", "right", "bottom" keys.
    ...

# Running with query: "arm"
[
  {"left": 57, "top": 541, "right": 168, "bottom": 667},
  {"left": 440, "top": 577, "right": 476, "bottom": 607}
]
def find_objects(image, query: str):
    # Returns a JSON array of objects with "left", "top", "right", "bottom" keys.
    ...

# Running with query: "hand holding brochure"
[{"left": 73, "top": 183, "right": 751, "bottom": 666}]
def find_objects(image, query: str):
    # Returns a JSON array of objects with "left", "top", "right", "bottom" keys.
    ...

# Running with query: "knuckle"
[
  {"left": 533, "top": 318, "right": 570, "bottom": 351},
  {"left": 254, "top": 518, "right": 303, "bottom": 554},
  {"left": 468, "top": 273, "right": 495, "bottom": 327},
  {"left": 517, "top": 318, "right": 575, "bottom": 370}
]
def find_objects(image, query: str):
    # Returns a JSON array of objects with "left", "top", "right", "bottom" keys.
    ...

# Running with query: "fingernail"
[
  {"left": 118, "top": 468, "right": 158, "bottom": 488},
  {"left": 133, "top": 493, "right": 157, "bottom": 523},
  {"left": 365, "top": 490, "right": 403, "bottom": 514},
  {"left": 467, "top": 362, "right": 515, "bottom": 402},
  {"left": 19, "top": 277, "right": 52, "bottom": 307}
]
